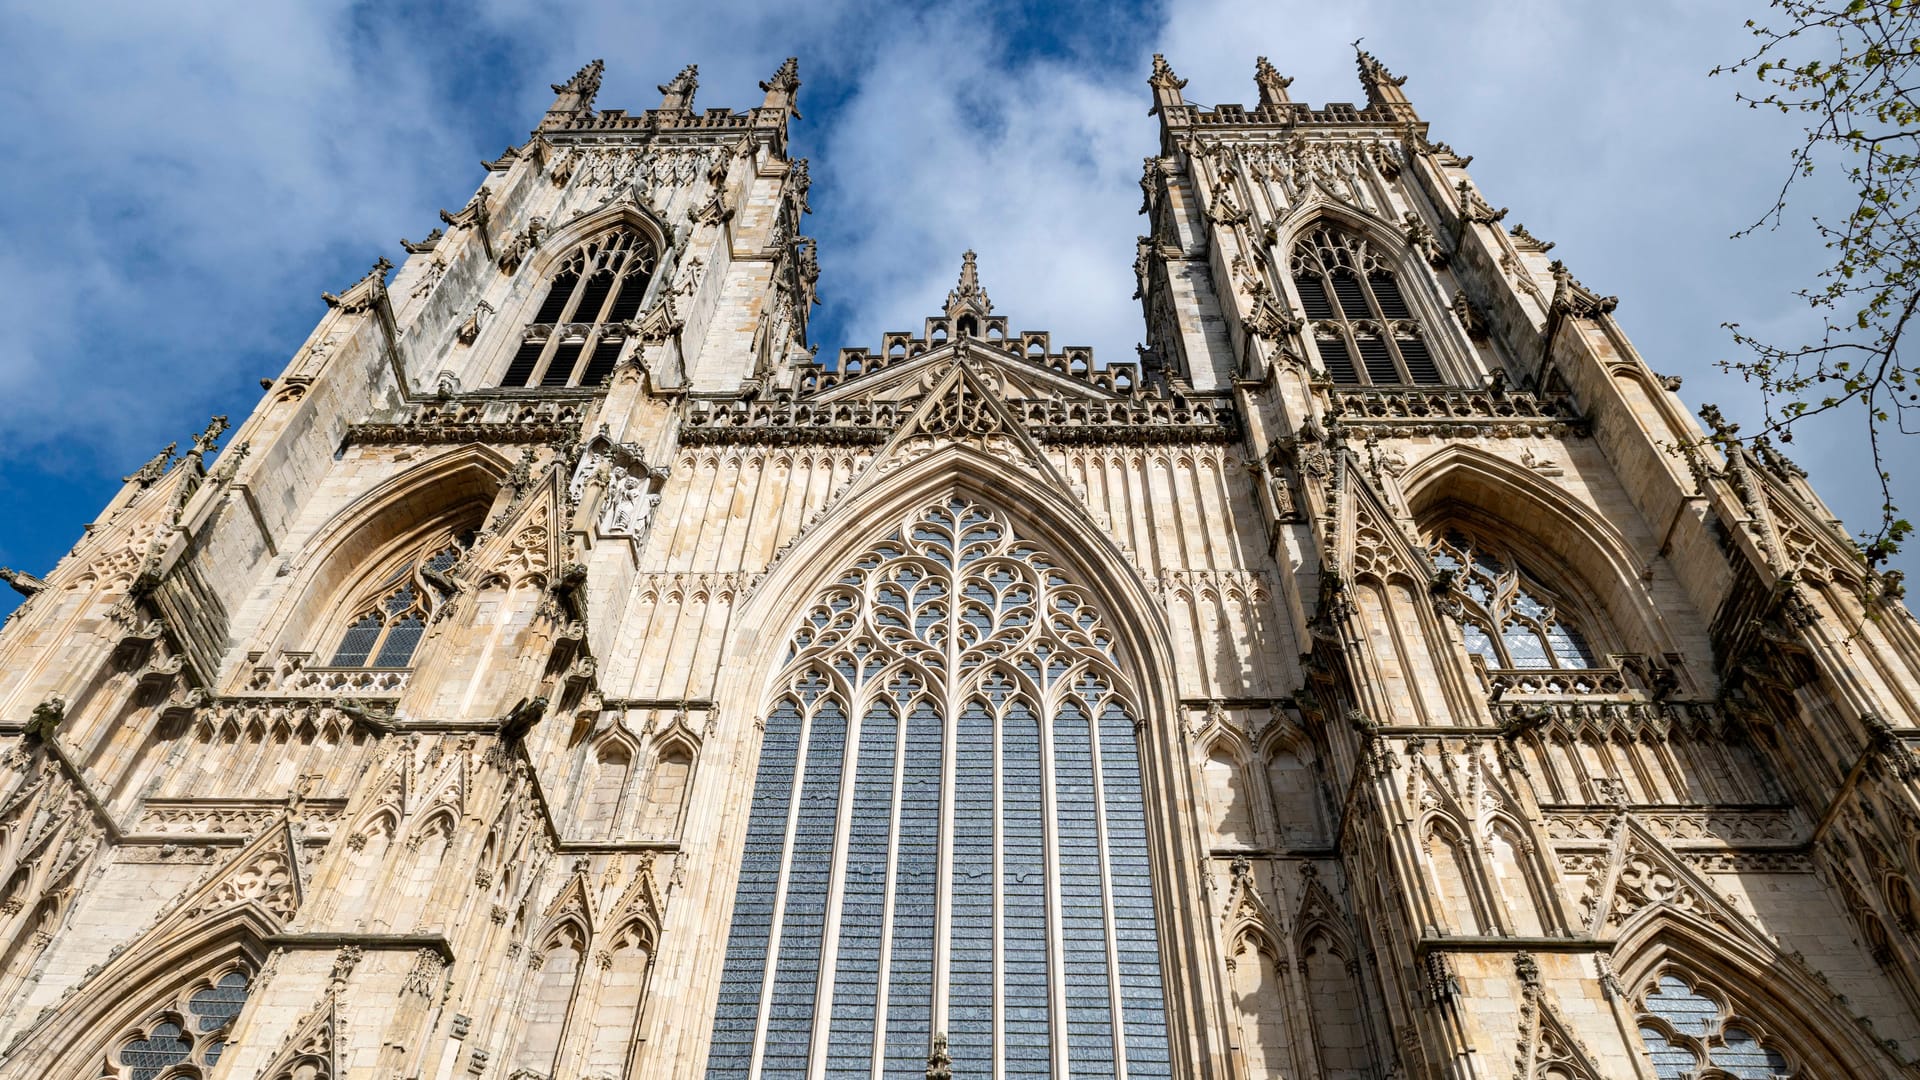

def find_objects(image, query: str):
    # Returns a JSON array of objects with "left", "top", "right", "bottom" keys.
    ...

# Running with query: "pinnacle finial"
[
  {"left": 660, "top": 64, "right": 698, "bottom": 110},
  {"left": 926, "top": 1033, "right": 952, "bottom": 1080},
  {"left": 1148, "top": 54, "right": 1187, "bottom": 115},
  {"left": 1149, "top": 53, "right": 1187, "bottom": 91},
  {"left": 552, "top": 58, "right": 604, "bottom": 99},
  {"left": 946, "top": 250, "right": 991, "bottom": 320},
  {"left": 543, "top": 59, "right": 604, "bottom": 129},
  {"left": 760, "top": 57, "right": 802, "bottom": 118},
  {"left": 1354, "top": 42, "right": 1410, "bottom": 107},
  {"left": 1254, "top": 56, "right": 1293, "bottom": 106}
]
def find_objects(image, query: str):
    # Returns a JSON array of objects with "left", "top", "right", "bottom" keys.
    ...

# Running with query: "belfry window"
[
  {"left": 1290, "top": 224, "right": 1442, "bottom": 386},
  {"left": 706, "top": 499, "right": 1171, "bottom": 1080},
  {"left": 110, "top": 967, "right": 253, "bottom": 1080},
  {"left": 1634, "top": 972, "right": 1796, "bottom": 1079},
  {"left": 501, "top": 225, "right": 657, "bottom": 388},
  {"left": 329, "top": 529, "right": 473, "bottom": 668},
  {"left": 1430, "top": 529, "right": 1598, "bottom": 670}
]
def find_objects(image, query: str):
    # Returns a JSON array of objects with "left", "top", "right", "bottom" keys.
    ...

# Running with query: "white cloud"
[{"left": 0, "top": 0, "right": 1908, "bottom": 576}]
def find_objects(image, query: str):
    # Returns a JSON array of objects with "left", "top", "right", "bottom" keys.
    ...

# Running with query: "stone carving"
[{"left": 497, "top": 218, "right": 545, "bottom": 275}]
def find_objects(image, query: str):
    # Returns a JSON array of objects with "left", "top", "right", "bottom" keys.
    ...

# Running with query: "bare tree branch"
[{"left": 1715, "top": 0, "right": 1920, "bottom": 553}]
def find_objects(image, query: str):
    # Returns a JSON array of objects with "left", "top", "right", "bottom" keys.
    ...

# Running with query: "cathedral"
[{"left": 2, "top": 46, "right": 1918, "bottom": 1080}]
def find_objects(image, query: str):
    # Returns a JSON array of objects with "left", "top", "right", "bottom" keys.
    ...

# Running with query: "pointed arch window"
[
  {"left": 109, "top": 967, "right": 253, "bottom": 1080},
  {"left": 706, "top": 499, "right": 1171, "bottom": 1080},
  {"left": 1290, "top": 224, "right": 1442, "bottom": 386},
  {"left": 329, "top": 528, "right": 474, "bottom": 668},
  {"left": 1430, "top": 529, "right": 1598, "bottom": 671},
  {"left": 501, "top": 225, "right": 658, "bottom": 388},
  {"left": 1634, "top": 971, "right": 1797, "bottom": 1079}
]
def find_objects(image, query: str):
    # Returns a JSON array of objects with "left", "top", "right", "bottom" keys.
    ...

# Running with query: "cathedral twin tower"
[{"left": 0, "top": 48, "right": 1916, "bottom": 1080}]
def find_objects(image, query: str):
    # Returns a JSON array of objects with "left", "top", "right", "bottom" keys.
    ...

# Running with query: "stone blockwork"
[{"left": 1, "top": 49, "right": 1919, "bottom": 1080}]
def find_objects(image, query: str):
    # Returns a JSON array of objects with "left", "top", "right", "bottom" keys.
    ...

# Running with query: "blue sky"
[{"left": 0, "top": 1, "right": 1892, "bottom": 618}]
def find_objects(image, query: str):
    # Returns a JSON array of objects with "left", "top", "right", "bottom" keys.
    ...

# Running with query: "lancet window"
[
  {"left": 1290, "top": 223, "right": 1442, "bottom": 386},
  {"left": 328, "top": 528, "right": 474, "bottom": 668},
  {"left": 1634, "top": 971, "right": 1796, "bottom": 1079},
  {"left": 706, "top": 499, "right": 1171, "bottom": 1080},
  {"left": 106, "top": 967, "right": 253, "bottom": 1080},
  {"left": 1430, "top": 529, "right": 1598, "bottom": 671},
  {"left": 501, "top": 225, "right": 657, "bottom": 388}
]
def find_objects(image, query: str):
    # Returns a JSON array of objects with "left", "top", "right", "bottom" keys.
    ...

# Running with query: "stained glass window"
[
  {"left": 707, "top": 499, "right": 1171, "bottom": 1078},
  {"left": 1429, "top": 529, "right": 1598, "bottom": 671},
  {"left": 1291, "top": 224, "right": 1443, "bottom": 386},
  {"left": 114, "top": 967, "right": 253, "bottom": 1080},
  {"left": 1636, "top": 972, "right": 1795, "bottom": 1079}
]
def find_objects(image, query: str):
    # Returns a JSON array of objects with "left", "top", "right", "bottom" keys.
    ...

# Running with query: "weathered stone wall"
[{"left": 0, "top": 51, "right": 1917, "bottom": 1080}]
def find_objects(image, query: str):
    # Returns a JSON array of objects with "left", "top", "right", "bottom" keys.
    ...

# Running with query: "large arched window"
[
  {"left": 501, "top": 225, "right": 657, "bottom": 388},
  {"left": 1634, "top": 971, "right": 1796, "bottom": 1079},
  {"left": 328, "top": 527, "right": 474, "bottom": 668},
  {"left": 1290, "top": 224, "right": 1442, "bottom": 386},
  {"left": 706, "top": 499, "right": 1171, "bottom": 1080},
  {"left": 1429, "top": 529, "right": 1598, "bottom": 671},
  {"left": 106, "top": 966, "right": 253, "bottom": 1080}
]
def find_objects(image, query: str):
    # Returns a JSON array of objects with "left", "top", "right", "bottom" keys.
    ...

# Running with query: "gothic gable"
[{"left": 807, "top": 336, "right": 1129, "bottom": 407}]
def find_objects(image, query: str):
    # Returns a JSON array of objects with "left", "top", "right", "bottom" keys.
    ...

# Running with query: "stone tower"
[{"left": 0, "top": 49, "right": 1918, "bottom": 1080}]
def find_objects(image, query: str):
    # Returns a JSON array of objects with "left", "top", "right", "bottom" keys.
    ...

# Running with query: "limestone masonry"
[{"left": 0, "top": 51, "right": 1915, "bottom": 1080}]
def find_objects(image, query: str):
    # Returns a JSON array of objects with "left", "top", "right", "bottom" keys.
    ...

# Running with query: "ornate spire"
[
  {"left": 946, "top": 250, "right": 992, "bottom": 322},
  {"left": 659, "top": 64, "right": 698, "bottom": 111},
  {"left": 760, "top": 56, "right": 802, "bottom": 118},
  {"left": 1148, "top": 53, "right": 1188, "bottom": 114},
  {"left": 1354, "top": 44, "right": 1410, "bottom": 107},
  {"left": 543, "top": 59, "right": 604, "bottom": 129},
  {"left": 1148, "top": 53, "right": 1187, "bottom": 91},
  {"left": 1254, "top": 56, "right": 1293, "bottom": 107},
  {"left": 552, "top": 58, "right": 604, "bottom": 99}
]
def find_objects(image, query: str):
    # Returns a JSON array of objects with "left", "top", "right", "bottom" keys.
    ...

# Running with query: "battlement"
[{"left": 535, "top": 56, "right": 801, "bottom": 142}]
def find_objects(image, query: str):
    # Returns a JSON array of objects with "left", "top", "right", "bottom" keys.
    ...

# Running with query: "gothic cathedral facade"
[{"left": 1, "top": 50, "right": 1917, "bottom": 1080}]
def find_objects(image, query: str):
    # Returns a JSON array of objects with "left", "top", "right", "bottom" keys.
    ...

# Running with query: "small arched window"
[
  {"left": 1290, "top": 224, "right": 1441, "bottom": 386},
  {"left": 111, "top": 967, "right": 253, "bottom": 1080},
  {"left": 502, "top": 225, "right": 658, "bottom": 388},
  {"left": 1635, "top": 971, "right": 1796, "bottom": 1079},
  {"left": 329, "top": 528, "right": 474, "bottom": 668},
  {"left": 1430, "top": 529, "right": 1598, "bottom": 671}
]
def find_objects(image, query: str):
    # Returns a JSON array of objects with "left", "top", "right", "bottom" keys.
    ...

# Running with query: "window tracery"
[
  {"left": 706, "top": 498, "right": 1171, "bottom": 1079},
  {"left": 1290, "top": 224, "right": 1442, "bottom": 386},
  {"left": 1429, "top": 529, "right": 1598, "bottom": 671},
  {"left": 501, "top": 226, "right": 657, "bottom": 388},
  {"left": 1634, "top": 971, "right": 1795, "bottom": 1079},
  {"left": 327, "top": 529, "right": 473, "bottom": 669},
  {"left": 107, "top": 967, "right": 253, "bottom": 1080}
]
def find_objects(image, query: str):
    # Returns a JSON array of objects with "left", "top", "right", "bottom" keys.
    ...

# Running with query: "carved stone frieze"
[
  {"left": 1544, "top": 808, "right": 1804, "bottom": 846},
  {"left": 1329, "top": 385, "right": 1584, "bottom": 438},
  {"left": 346, "top": 396, "right": 587, "bottom": 447}
]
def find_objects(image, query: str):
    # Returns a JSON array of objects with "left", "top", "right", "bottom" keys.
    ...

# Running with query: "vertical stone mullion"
[
  {"left": 806, "top": 695, "right": 864, "bottom": 1079},
  {"left": 1083, "top": 690, "right": 1130, "bottom": 1080},
  {"left": 871, "top": 696, "right": 910, "bottom": 1078},
  {"left": 745, "top": 702, "right": 814, "bottom": 1080},
  {"left": 1039, "top": 681, "right": 1070, "bottom": 1080}
]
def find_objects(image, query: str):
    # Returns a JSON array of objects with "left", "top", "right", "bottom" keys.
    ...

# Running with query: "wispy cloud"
[{"left": 0, "top": 0, "right": 1902, "bottom": 612}]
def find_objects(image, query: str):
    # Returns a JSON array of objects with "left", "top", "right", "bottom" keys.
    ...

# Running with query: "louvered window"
[
  {"left": 1290, "top": 224, "right": 1444, "bottom": 386},
  {"left": 502, "top": 225, "right": 657, "bottom": 388},
  {"left": 706, "top": 499, "right": 1172, "bottom": 1079},
  {"left": 328, "top": 529, "right": 474, "bottom": 669}
]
